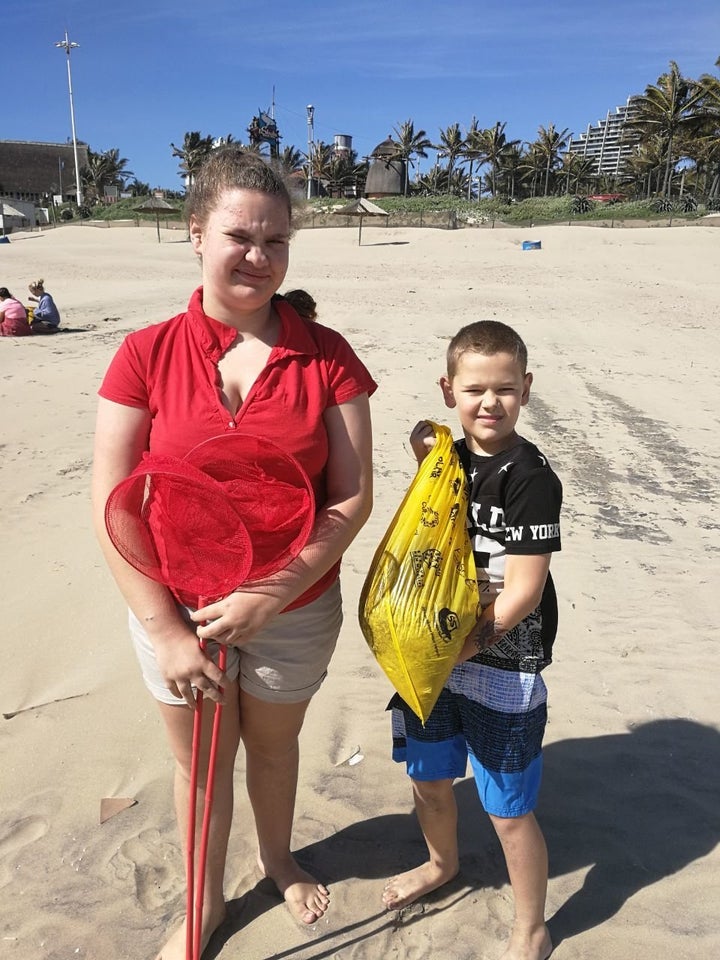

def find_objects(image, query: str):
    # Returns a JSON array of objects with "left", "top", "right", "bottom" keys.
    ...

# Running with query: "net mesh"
[
  {"left": 105, "top": 455, "right": 254, "bottom": 604},
  {"left": 104, "top": 435, "right": 315, "bottom": 603},
  {"left": 185, "top": 434, "right": 315, "bottom": 581}
]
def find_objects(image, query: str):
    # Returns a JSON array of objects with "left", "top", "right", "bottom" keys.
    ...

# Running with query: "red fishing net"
[
  {"left": 185, "top": 433, "right": 315, "bottom": 581},
  {"left": 104, "top": 454, "right": 254, "bottom": 604},
  {"left": 104, "top": 435, "right": 315, "bottom": 604}
]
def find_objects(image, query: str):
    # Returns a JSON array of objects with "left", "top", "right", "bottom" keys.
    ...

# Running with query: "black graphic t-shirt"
[{"left": 456, "top": 436, "right": 563, "bottom": 673}]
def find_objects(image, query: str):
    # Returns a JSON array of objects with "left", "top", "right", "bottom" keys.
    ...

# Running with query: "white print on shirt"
[
  {"left": 530, "top": 523, "right": 560, "bottom": 540},
  {"left": 473, "top": 531, "right": 505, "bottom": 598},
  {"left": 505, "top": 522, "right": 560, "bottom": 542},
  {"left": 470, "top": 501, "right": 505, "bottom": 532}
]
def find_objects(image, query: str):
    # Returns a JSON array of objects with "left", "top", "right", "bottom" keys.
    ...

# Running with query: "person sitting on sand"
[
  {"left": 0, "top": 287, "right": 32, "bottom": 337},
  {"left": 27, "top": 280, "right": 61, "bottom": 334},
  {"left": 384, "top": 320, "right": 562, "bottom": 960}
]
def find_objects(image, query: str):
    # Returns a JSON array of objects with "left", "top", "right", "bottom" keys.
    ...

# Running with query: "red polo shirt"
[{"left": 99, "top": 288, "right": 377, "bottom": 608}]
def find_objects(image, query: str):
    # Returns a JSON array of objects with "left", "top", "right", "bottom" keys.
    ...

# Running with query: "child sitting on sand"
[
  {"left": 384, "top": 320, "right": 562, "bottom": 960},
  {"left": 0, "top": 287, "right": 32, "bottom": 337},
  {"left": 27, "top": 279, "right": 61, "bottom": 334}
]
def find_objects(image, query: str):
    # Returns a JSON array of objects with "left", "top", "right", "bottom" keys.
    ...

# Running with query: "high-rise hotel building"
[{"left": 566, "top": 97, "right": 641, "bottom": 176}]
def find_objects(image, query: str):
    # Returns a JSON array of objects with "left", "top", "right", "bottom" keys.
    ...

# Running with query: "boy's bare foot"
[
  {"left": 153, "top": 902, "right": 226, "bottom": 960},
  {"left": 381, "top": 861, "right": 458, "bottom": 910},
  {"left": 498, "top": 923, "right": 552, "bottom": 960},
  {"left": 258, "top": 856, "right": 330, "bottom": 924}
]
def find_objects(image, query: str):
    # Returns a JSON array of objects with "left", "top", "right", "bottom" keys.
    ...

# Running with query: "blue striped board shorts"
[{"left": 390, "top": 659, "right": 548, "bottom": 818}]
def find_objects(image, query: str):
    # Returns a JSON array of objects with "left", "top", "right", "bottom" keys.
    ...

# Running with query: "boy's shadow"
[
  {"left": 539, "top": 717, "right": 719, "bottom": 945},
  {"left": 213, "top": 718, "right": 719, "bottom": 954}
]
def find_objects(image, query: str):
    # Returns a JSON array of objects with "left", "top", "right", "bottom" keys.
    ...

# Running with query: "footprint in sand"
[
  {"left": 0, "top": 815, "right": 49, "bottom": 886},
  {"left": 109, "top": 828, "right": 184, "bottom": 911},
  {"left": 57, "top": 458, "right": 91, "bottom": 478},
  {"left": 485, "top": 890, "right": 514, "bottom": 939}
]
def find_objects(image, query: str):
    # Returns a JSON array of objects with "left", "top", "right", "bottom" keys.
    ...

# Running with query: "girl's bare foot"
[
  {"left": 382, "top": 861, "right": 458, "bottom": 910},
  {"left": 154, "top": 902, "right": 226, "bottom": 960},
  {"left": 499, "top": 923, "right": 553, "bottom": 960},
  {"left": 259, "top": 855, "right": 330, "bottom": 924}
]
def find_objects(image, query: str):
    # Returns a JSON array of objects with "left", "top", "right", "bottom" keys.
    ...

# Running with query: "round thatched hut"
[{"left": 365, "top": 137, "right": 404, "bottom": 198}]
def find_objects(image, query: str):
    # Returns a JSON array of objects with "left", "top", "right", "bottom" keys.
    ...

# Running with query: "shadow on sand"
[{"left": 208, "top": 718, "right": 719, "bottom": 956}]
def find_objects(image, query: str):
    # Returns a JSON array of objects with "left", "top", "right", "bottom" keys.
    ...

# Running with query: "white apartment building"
[{"left": 566, "top": 97, "right": 641, "bottom": 175}]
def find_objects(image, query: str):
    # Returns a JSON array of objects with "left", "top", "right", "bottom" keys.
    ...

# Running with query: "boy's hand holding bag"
[{"left": 359, "top": 422, "right": 480, "bottom": 723}]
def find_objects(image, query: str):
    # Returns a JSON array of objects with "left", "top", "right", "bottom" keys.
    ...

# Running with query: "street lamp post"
[
  {"left": 55, "top": 30, "right": 83, "bottom": 207},
  {"left": 306, "top": 105, "right": 315, "bottom": 200}
]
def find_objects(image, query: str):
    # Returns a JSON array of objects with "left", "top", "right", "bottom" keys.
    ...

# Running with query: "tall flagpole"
[
  {"left": 55, "top": 30, "right": 83, "bottom": 206},
  {"left": 306, "top": 105, "right": 314, "bottom": 200}
]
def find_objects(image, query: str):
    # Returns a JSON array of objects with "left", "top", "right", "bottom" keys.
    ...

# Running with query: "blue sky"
[{"left": 6, "top": 0, "right": 718, "bottom": 189}]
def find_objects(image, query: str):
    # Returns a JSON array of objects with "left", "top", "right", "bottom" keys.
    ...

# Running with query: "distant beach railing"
[
  {"left": 80, "top": 218, "right": 187, "bottom": 230},
  {"left": 44, "top": 212, "right": 720, "bottom": 233},
  {"left": 294, "top": 209, "right": 720, "bottom": 231}
]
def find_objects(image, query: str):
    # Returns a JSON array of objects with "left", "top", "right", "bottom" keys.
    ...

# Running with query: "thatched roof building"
[
  {"left": 0, "top": 140, "right": 89, "bottom": 203},
  {"left": 365, "top": 137, "right": 404, "bottom": 198}
]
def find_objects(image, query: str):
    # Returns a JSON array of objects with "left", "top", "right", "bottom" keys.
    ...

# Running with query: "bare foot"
[
  {"left": 259, "top": 856, "right": 330, "bottom": 925},
  {"left": 154, "top": 902, "right": 226, "bottom": 960},
  {"left": 382, "top": 861, "right": 458, "bottom": 910},
  {"left": 498, "top": 923, "right": 553, "bottom": 960}
]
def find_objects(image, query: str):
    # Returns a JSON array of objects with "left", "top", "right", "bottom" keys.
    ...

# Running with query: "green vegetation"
[
  {"left": 300, "top": 194, "right": 710, "bottom": 226},
  {"left": 57, "top": 196, "right": 184, "bottom": 223},
  {"left": 55, "top": 193, "right": 709, "bottom": 229}
]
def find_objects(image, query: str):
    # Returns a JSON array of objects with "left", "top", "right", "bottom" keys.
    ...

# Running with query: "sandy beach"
[{"left": 1, "top": 218, "right": 718, "bottom": 960}]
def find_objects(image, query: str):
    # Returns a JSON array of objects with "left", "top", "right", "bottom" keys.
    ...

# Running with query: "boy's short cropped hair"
[{"left": 447, "top": 320, "right": 528, "bottom": 377}]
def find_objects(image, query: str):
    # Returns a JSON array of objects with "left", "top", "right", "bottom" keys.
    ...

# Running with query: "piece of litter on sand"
[
  {"left": 333, "top": 746, "right": 364, "bottom": 767},
  {"left": 100, "top": 797, "right": 137, "bottom": 824},
  {"left": 3, "top": 692, "right": 90, "bottom": 720}
]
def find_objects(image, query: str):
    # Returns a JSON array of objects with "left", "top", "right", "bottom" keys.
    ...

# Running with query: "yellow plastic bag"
[{"left": 359, "top": 422, "right": 480, "bottom": 723}]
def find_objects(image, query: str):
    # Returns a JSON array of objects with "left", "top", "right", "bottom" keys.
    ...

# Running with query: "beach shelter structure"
[
  {"left": 134, "top": 196, "right": 178, "bottom": 242},
  {"left": 0, "top": 199, "right": 31, "bottom": 236},
  {"left": 365, "top": 137, "right": 404, "bottom": 198},
  {"left": 332, "top": 197, "right": 388, "bottom": 245}
]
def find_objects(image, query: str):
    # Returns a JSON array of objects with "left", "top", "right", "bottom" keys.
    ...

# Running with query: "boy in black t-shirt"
[{"left": 384, "top": 321, "right": 561, "bottom": 960}]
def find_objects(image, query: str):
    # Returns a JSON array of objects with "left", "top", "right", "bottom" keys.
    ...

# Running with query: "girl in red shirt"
[{"left": 92, "top": 149, "right": 375, "bottom": 959}]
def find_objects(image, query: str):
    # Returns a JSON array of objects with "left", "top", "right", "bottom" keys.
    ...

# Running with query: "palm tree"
[
  {"left": 477, "top": 122, "right": 520, "bottom": 198},
  {"left": 326, "top": 148, "right": 367, "bottom": 198},
  {"left": 436, "top": 123, "right": 465, "bottom": 194},
  {"left": 517, "top": 142, "right": 550, "bottom": 198},
  {"left": 417, "top": 164, "right": 449, "bottom": 195},
  {"left": 278, "top": 145, "right": 304, "bottom": 175},
  {"left": 693, "top": 60, "right": 720, "bottom": 198},
  {"left": 170, "top": 131, "right": 215, "bottom": 187},
  {"left": 531, "top": 124, "right": 570, "bottom": 195},
  {"left": 496, "top": 143, "right": 525, "bottom": 200},
  {"left": 81, "top": 147, "right": 134, "bottom": 201},
  {"left": 129, "top": 179, "right": 151, "bottom": 196},
  {"left": 462, "top": 118, "right": 484, "bottom": 199},
  {"left": 392, "top": 119, "right": 432, "bottom": 195},
  {"left": 560, "top": 151, "right": 597, "bottom": 195},
  {"left": 303, "top": 141, "right": 336, "bottom": 195},
  {"left": 624, "top": 61, "right": 706, "bottom": 196},
  {"left": 621, "top": 135, "right": 667, "bottom": 198}
]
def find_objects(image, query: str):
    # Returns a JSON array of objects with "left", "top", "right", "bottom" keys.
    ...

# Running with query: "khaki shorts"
[{"left": 129, "top": 579, "right": 343, "bottom": 706}]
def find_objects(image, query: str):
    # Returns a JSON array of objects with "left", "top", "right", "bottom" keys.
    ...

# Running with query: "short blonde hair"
[
  {"left": 29, "top": 279, "right": 45, "bottom": 295},
  {"left": 447, "top": 320, "right": 528, "bottom": 377}
]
